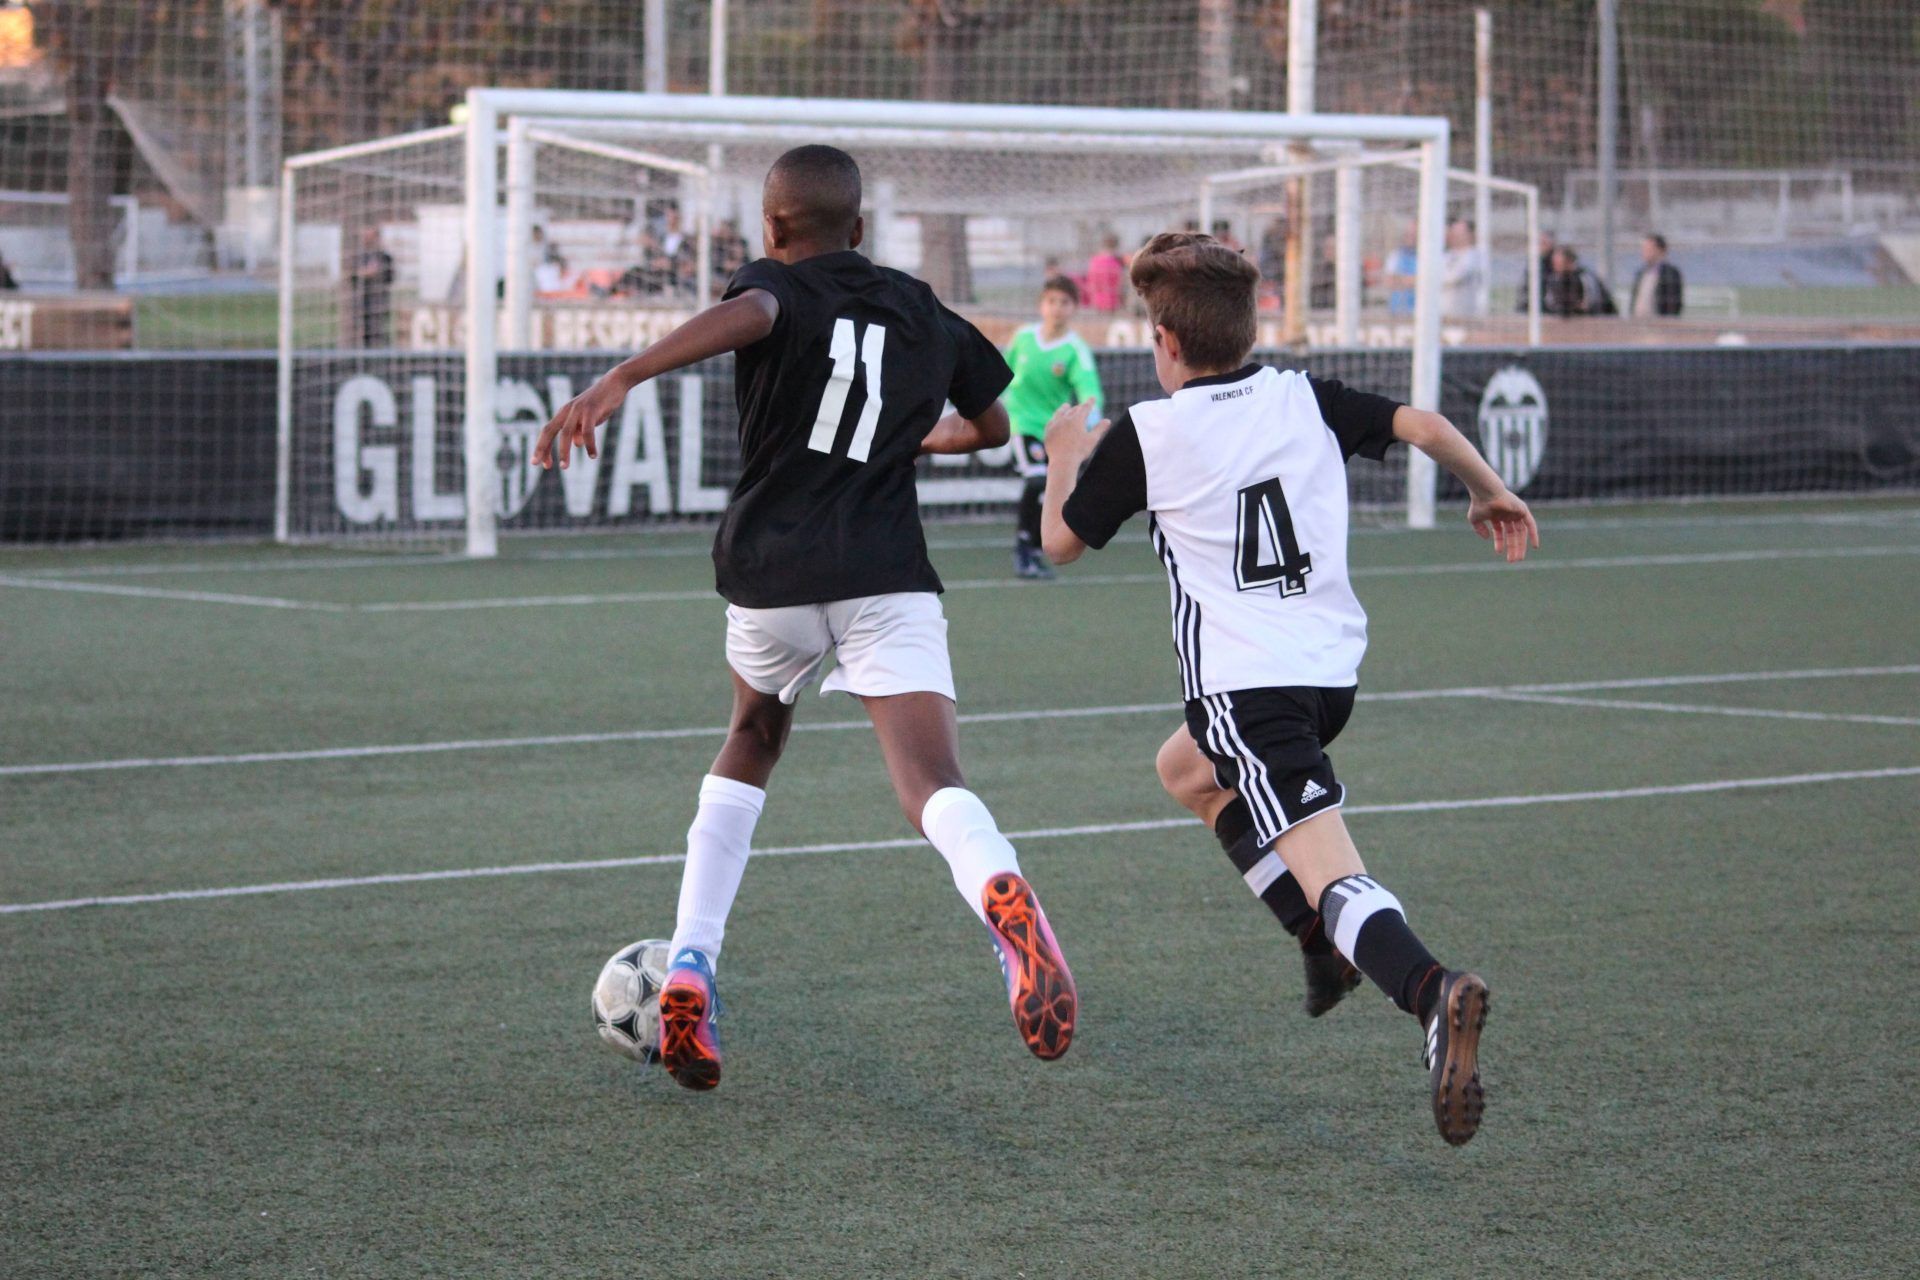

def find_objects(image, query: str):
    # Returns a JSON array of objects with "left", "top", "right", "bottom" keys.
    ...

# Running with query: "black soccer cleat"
[
  {"left": 1422, "top": 970, "right": 1490, "bottom": 1146},
  {"left": 1300, "top": 948, "right": 1363, "bottom": 1018}
]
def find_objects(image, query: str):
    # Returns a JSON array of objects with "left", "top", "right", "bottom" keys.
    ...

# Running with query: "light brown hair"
[{"left": 1127, "top": 232, "right": 1259, "bottom": 371}]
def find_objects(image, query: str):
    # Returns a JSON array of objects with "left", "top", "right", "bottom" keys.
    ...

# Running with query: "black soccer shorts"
[
  {"left": 1184, "top": 685, "right": 1356, "bottom": 847},
  {"left": 1012, "top": 433, "right": 1049, "bottom": 479}
]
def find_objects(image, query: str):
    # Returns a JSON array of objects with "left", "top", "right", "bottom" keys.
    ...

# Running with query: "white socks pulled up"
[
  {"left": 668, "top": 774, "right": 766, "bottom": 968},
  {"left": 920, "top": 787, "right": 1022, "bottom": 925}
]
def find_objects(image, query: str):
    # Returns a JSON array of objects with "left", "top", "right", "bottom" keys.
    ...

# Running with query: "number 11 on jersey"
[
  {"left": 1235, "top": 476, "right": 1313, "bottom": 596},
  {"left": 807, "top": 317, "right": 888, "bottom": 463}
]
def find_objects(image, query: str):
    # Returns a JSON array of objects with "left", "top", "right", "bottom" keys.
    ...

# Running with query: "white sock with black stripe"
[{"left": 1317, "top": 873, "right": 1444, "bottom": 1023}]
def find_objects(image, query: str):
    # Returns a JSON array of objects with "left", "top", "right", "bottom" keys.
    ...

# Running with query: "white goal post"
[{"left": 279, "top": 92, "right": 1452, "bottom": 553}]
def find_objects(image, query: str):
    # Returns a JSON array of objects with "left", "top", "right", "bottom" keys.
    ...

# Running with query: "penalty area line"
[{"left": 6, "top": 763, "right": 1917, "bottom": 915}]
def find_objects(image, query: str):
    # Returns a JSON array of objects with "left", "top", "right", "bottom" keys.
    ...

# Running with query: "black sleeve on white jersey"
[
  {"left": 940, "top": 304, "right": 1015, "bottom": 419},
  {"left": 1062, "top": 412, "right": 1146, "bottom": 550},
  {"left": 1308, "top": 375, "right": 1402, "bottom": 461},
  {"left": 722, "top": 258, "right": 792, "bottom": 340}
]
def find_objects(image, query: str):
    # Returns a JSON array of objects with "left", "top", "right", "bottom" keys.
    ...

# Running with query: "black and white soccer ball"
[{"left": 591, "top": 939, "right": 672, "bottom": 1063}]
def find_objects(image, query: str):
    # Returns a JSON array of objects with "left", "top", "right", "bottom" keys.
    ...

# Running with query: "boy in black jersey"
[
  {"left": 1038, "top": 233, "right": 1538, "bottom": 1145},
  {"left": 536, "top": 146, "right": 1076, "bottom": 1090}
]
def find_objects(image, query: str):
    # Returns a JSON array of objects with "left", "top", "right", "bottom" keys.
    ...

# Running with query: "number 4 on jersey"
[
  {"left": 1235, "top": 476, "right": 1313, "bottom": 596},
  {"left": 807, "top": 317, "right": 887, "bottom": 463}
]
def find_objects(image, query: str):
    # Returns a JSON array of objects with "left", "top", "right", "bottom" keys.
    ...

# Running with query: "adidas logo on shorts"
[{"left": 1300, "top": 779, "right": 1329, "bottom": 804}]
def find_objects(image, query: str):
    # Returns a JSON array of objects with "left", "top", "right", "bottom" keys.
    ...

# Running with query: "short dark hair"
[
  {"left": 1646, "top": 232, "right": 1668, "bottom": 252},
  {"left": 1041, "top": 275, "right": 1080, "bottom": 305},
  {"left": 1128, "top": 232, "right": 1259, "bottom": 371},
  {"left": 763, "top": 144, "right": 862, "bottom": 241}
]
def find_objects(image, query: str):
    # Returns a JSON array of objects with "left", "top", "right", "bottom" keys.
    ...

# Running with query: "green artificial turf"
[{"left": 3, "top": 499, "right": 1918, "bottom": 1278}]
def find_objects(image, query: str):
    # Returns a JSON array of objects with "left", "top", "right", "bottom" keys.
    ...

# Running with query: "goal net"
[{"left": 280, "top": 93, "right": 1453, "bottom": 553}]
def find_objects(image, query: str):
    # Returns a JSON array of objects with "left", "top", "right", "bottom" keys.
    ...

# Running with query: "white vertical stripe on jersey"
[{"left": 1150, "top": 516, "right": 1202, "bottom": 700}]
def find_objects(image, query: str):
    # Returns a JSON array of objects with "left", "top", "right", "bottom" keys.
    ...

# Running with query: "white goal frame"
[{"left": 451, "top": 91, "right": 1451, "bottom": 555}]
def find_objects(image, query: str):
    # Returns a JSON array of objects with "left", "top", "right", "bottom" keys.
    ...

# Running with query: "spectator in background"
[
  {"left": 1384, "top": 221, "right": 1418, "bottom": 315},
  {"left": 1209, "top": 219, "right": 1244, "bottom": 254},
  {"left": 1516, "top": 229, "right": 1554, "bottom": 312},
  {"left": 1630, "top": 233, "right": 1684, "bottom": 317},
  {"left": 349, "top": 226, "right": 395, "bottom": 347},
  {"left": 1442, "top": 217, "right": 1486, "bottom": 318},
  {"left": 1083, "top": 232, "right": 1127, "bottom": 312},
  {"left": 1310, "top": 231, "right": 1338, "bottom": 311},
  {"left": 712, "top": 219, "right": 750, "bottom": 279},
  {"left": 0, "top": 251, "right": 18, "bottom": 290},
  {"left": 613, "top": 229, "right": 674, "bottom": 298},
  {"left": 1257, "top": 217, "right": 1287, "bottom": 296},
  {"left": 533, "top": 242, "right": 575, "bottom": 298},
  {"left": 1543, "top": 245, "right": 1615, "bottom": 317}
]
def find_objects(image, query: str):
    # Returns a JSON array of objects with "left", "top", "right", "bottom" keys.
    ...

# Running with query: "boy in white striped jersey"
[{"left": 1039, "top": 232, "right": 1539, "bottom": 1146}]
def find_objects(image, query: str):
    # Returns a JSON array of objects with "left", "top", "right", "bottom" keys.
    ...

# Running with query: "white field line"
[
  {"left": 1485, "top": 690, "right": 1920, "bottom": 727},
  {"left": 7, "top": 763, "right": 1917, "bottom": 915},
  {"left": 13, "top": 543, "right": 1899, "bottom": 617},
  {"left": 1, "top": 535, "right": 1018, "bottom": 579},
  {"left": 350, "top": 571, "right": 1171, "bottom": 612},
  {"left": 6, "top": 663, "right": 1916, "bottom": 780},
  {"left": 338, "top": 545, "right": 1920, "bottom": 613},
  {"left": 0, "top": 574, "right": 346, "bottom": 611},
  {"left": 11, "top": 506, "right": 1918, "bottom": 580},
  {"left": 0, "top": 702, "right": 1179, "bottom": 778}
]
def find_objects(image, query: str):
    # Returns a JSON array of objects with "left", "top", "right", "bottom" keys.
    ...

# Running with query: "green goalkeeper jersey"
[{"left": 1002, "top": 325, "right": 1104, "bottom": 439}]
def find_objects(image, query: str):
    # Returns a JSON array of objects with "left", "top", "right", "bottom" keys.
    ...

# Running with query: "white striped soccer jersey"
[{"left": 1062, "top": 363, "right": 1401, "bottom": 695}]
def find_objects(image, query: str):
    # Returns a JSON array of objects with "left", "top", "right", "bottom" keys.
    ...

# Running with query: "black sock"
[
  {"left": 1212, "top": 799, "right": 1326, "bottom": 948},
  {"left": 1319, "top": 874, "right": 1444, "bottom": 1022},
  {"left": 1017, "top": 477, "right": 1045, "bottom": 547}
]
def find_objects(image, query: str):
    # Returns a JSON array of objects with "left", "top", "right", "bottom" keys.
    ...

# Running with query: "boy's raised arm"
[
  {"left": 1391, "top": 406, "right": 1541, "bottom": 562},
  {"left": 535, "top": 289, "right": 780, "bottom": 470}
]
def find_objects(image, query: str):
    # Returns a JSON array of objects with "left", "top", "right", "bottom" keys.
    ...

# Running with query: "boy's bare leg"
[
  {"left": 1155, "top": 728, "right": 1359, "bottom": 1016},
  {"left": 660, "top": 672, "right": 793, "bottom": 1090},
  {"left": 861, "top": 691, "right": 1075, "bottom": 1060}
]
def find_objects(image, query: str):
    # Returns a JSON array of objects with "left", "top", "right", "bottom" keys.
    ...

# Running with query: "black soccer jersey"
[{"left": 713, "top": 251, "right": 1013, "bottom": 608}]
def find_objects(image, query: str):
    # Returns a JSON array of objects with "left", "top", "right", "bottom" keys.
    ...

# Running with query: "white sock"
[
  {"left": 667, "top": 774, "right": 766, "bottom": 969},
  {"left": 921, "top": 787, "right": 1022, "bottom": 925}
]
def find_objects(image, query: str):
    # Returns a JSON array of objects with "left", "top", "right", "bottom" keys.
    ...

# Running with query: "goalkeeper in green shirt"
[{"left": 1004, "top": 276, "right": 1104, "bottom": 578}]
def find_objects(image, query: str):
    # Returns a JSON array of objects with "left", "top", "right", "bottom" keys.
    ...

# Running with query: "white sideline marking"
[
  {"left": 1485, "top": 690, "right": 1920, "bottom": 727},
  {"left": 343, "top": 546, "right": 1920, "bottom": 613},
  {"left": 6, "top": 763, "right": 1917, "bottom": 915},
  {"left": 0, "top": 574, "right": 345, "bottom": 611},
  {"left": 7, "top": 544, "right": 1917, "bottom": 614},
  {"left": 351, "top": 571, "right": 1170, "bottom": 612},
  {"left": 11, "top": 506, "right": 1917, "bottom": 580},
  {"left": 1, "top": 535, "right": 1018, "bottom": 579},
  {"left": 0, "top": 702, "right": 1178, "bottom": 778},
  {"left": 6, "top": 664, "right": 1916, "bottom": 779}
]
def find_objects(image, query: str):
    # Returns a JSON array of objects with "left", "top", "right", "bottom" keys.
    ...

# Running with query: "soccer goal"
[{"left": 279, "top": 93, "right": 1453, "bottom": 554}]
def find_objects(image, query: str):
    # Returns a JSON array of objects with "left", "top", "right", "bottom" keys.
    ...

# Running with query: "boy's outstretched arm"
[
  {"left": 534, "top": 289, "right": 780, "bottom": 470},
  {"left": 1392, "top": 406, "right": 1541, "bottom": 561},
  {"left": 1038, "top": 399, "right": 1107, "bottom": 565},
  {"left": 920, "top": 401, "right": 1011, "bottom": 456}
]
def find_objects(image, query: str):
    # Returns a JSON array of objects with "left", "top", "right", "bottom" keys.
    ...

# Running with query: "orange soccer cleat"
[{"left": 981, "top": 873, "right": 1077, "bottom": 1061}]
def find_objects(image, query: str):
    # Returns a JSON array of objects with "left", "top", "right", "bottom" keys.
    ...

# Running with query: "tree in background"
[{"left": 29, "top": 0, "right": 195, "bottom": 289}]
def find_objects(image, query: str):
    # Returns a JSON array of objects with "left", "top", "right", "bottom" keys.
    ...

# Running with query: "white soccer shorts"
[{"left": 724, "top": 591, "right": 956, "bottom": 705}]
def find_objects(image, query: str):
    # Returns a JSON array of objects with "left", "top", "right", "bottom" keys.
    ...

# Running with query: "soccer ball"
[{"left": 591, "top": 939, "right": 672, "bottom": 1063}]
